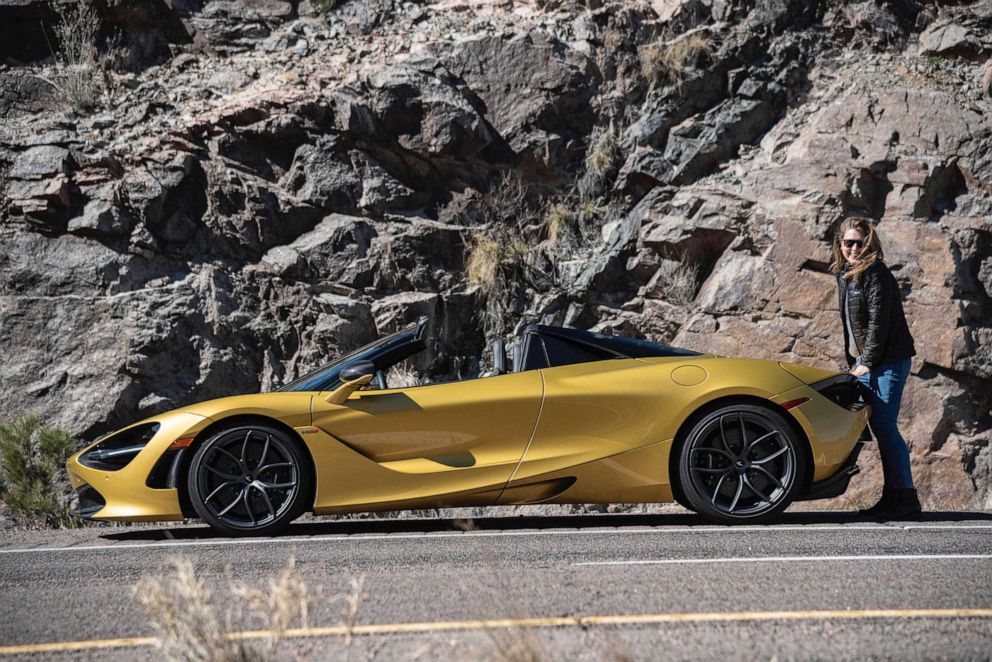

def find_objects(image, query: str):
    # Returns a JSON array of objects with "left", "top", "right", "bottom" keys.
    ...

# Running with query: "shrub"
[
  {"left": 41, "top": 0, "right": 117, "bottom": 111},
  {"left": 0, "top": 412, "right": 78, "bottom": 528},
  {"left": 465, "top": 223, "right": 536, "bottom": 338},
  {"left": 641, "top": 30, "right": 713, "bottom": 87}
]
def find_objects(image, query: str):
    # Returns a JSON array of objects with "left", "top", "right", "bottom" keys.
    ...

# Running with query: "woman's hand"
[{"left": 850, "top": 364, "right": 870, "bottom": 377}]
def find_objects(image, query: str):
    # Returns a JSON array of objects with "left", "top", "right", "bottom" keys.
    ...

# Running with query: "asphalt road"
[{"left": 2, "top": 511, "right": 991, "bottom": 660}]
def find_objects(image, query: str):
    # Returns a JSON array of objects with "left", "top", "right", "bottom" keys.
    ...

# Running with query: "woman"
[{"left": 832, "top": 217, "right": 921, "bottom": 520}]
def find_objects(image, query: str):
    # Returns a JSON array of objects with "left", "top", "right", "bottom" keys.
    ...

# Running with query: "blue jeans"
[{"left": 856, "top": 358, "right": 914, "bottom": 489}]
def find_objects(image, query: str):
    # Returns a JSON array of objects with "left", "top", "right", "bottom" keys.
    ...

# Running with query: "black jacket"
[{"left": 837, "top": 261, "right": 916, "bottom": 369}]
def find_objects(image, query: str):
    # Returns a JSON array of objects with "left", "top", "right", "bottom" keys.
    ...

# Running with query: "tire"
[
  {"left": 187, "top": 424, "right": 312, "bottom": 536},
  {"left": 677, "top": 404, "right": 806, "bottom": 525}
]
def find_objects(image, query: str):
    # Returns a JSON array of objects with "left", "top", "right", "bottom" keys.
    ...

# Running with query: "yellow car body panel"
[
  {"left": 178, "top": 392, "right": 314, "bottom": 427},
  {"left": 499, "top": 439, "right": 674, "bottom": 505},
  {"left": 66, "top": 344, "right": 869, "bottom": 525},
  {"left": 502, "top": 356, "right": 866, "bottom": 505},
  {"left": 772, "top": 385, "right": 869, "bottom": 481},
  {"left": 308, "top": 370, "right": 542, "bottom": 511}
]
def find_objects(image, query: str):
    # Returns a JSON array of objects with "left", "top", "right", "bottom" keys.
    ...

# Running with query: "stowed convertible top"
[{"left": 509, "top": 323, "right": 701, "bottom": 373}]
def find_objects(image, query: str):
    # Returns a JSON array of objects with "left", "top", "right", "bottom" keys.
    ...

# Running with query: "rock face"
[{"left": 1, "top": 0, "right": 990, "bottom": 510}]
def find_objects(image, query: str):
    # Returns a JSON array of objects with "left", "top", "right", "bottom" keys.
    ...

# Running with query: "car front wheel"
[
  {"left": 677, "top": 404, "right": 806, "bottom": 524},
  {"left": 188, "top": 424, "right": 311, "bottom": 536}
]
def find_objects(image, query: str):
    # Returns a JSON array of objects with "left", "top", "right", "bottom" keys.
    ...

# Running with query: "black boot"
[
  {"left": 875, "top": 488, "right": 922, "bottom": 521},
  {"left": 859, "top": 487, "right": 896, "bottom": 515}
]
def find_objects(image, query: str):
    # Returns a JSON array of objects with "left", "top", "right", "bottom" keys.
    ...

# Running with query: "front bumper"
[{"left": 66, "top": 412, "right": 210, "bottom": 521}]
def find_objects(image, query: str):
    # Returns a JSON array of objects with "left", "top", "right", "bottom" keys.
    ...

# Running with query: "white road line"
[
  {"left": 0, "top": 524, "right": 989, "bottom": 555},
  {"left": 576, "top": 554, "right": 992, "bottom": 567},
  {"left": 904, "top": 524, "right": 992, "bottom": 530}
]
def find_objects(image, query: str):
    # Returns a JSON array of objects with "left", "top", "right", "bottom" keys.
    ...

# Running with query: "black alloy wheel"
[
  {"left": 188, "top": 425, "right": 312, "bottom": 536},
  {"left": 678, "top": 404, "right": 806, "bottom": 524}
]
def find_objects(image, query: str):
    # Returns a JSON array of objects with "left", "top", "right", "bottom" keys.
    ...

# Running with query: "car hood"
[{"left": 173, "top": 392, "right": 314, "bottom": 422}]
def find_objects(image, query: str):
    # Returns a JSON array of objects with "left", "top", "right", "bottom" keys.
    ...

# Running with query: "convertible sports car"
[{"left": 67, "top": 317, "right": 870, "bottom": 535}]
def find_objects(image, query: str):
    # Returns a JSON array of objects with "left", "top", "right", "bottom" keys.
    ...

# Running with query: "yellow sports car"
[{"left": 67, "top": 317, "right": 870, "bottom": 535}]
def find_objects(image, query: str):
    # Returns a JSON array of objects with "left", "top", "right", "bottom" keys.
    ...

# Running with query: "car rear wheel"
[
  {"left": 677, "top": 404, "right": 806, "bottom": 524},
  {"left": 188, "top": 425, "right": 311, "bottom": 536}
]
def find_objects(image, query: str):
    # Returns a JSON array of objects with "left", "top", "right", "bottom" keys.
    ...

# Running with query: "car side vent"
[
  {"left": 74, "top": 484, "right": 106, "bottom": 517},
  {"left": 79, "top": 423, "right": 160, "bottom": 471},
  {"left": 146, "top": 448, "right": 187, "bottom": 489}
]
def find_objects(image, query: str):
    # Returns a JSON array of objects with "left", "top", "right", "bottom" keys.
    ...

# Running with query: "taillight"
[{"left": 810, "top": 375, "right": 865, "bottom": 410}]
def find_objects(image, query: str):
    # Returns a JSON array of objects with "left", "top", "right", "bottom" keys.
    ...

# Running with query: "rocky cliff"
[{"left": 1, "top": 0, "right": 990, "bottom": 510}]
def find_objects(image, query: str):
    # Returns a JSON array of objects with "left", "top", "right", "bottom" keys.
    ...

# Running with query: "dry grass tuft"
[
  {"left": 460, "top": 173, "right": 543, "bottom": 337},
  {"left": 485, "top": 627, "right": 550, "bottom": 662},
  {"left": 229, "top": 556, "right": 311, "bottom": 654},
  {"left": 466, "top": 233, "right": 503, "bottom": 291},
  {"left": 602, "top": 29, "right": 624, "bottom": 52},
  {"left": 579, "top": 120, "right": 623, "bottom": 201},
  {"left": 135, "top": 555, "right": 313, "bottom": 662},
  {"left": 641, "top": 30, "right": 713, "bottom": 87},
  {"left": 543, "top": 203, "right": 572, "bottom": 245},
  {"left": 579, "top": 199, "right": 601, "bottom": 219},
  {"left": 39, "top": 0, "right": 119, "bottom": 111},
  {"left": 135, "top": 557, "right": 242, "bottom": 662},
  {"left": 653, "top": 258, "right": 700, "bottom": 305},
  {"left": 338, "top": 575, "right": 365, "bottom": 652},
  {"left": 585, "top": 122, "right": 621, "bottom": 179}
]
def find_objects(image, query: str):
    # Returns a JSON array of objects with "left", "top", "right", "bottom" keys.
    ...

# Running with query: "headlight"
[{"left": 79, "top": 423, "right": 161, "bottom": 470}]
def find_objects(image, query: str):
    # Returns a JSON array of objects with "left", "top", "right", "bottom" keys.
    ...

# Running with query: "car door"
[
  {"left": 308, "top": 370, "right": 543, "bottom": 511},
  {"left": 497, "top": 356, "right": 680, "bottom": 505}
]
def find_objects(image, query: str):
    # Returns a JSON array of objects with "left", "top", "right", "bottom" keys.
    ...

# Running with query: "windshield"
[{"left": 276, "top": 323, "right": 420, "bottom": 392}]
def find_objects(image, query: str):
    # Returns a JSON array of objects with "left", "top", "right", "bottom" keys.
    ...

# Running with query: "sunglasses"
[{"left": 841, "top": 239, "right": 865, "bottom": 249}]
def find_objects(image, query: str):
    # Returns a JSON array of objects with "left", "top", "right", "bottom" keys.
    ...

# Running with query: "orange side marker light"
[{"left": 168, "top": 437, "right": 195, "bottom": 450}]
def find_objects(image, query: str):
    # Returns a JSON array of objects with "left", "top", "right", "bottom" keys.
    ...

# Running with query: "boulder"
[
  {"left": 283, "top": 135, "right": 361, "bottom": 212},
  {"left": 259, "top": 213, "right": 378, "bottom": 287},
  {"left": 440, "top": 31, "right": 599, "bottom": 170},
  {"left": 192, "top": 0, "right": 294, "bottom": 50},
  {"left": 67, "top": 185, "right": 132, "bottom": 238},
  {"left": 919, "top": 21, "right": 986, "bottom": 58}
]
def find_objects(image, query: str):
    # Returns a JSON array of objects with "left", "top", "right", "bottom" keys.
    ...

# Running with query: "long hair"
[{"left": 830, "top": 217, "right": 884, "bottom": 280}]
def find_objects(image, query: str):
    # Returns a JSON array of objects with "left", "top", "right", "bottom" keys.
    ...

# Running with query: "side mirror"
[
  {"left": 340, "top": 360, "right": 376, "bottom": 383},
  {"left": 326, "top": 361, "right": 376, "bottom": 405}
]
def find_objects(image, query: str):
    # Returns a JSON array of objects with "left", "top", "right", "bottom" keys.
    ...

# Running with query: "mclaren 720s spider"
[{"left": 67, "top": 317, "right": 870, "bottom": 535}]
